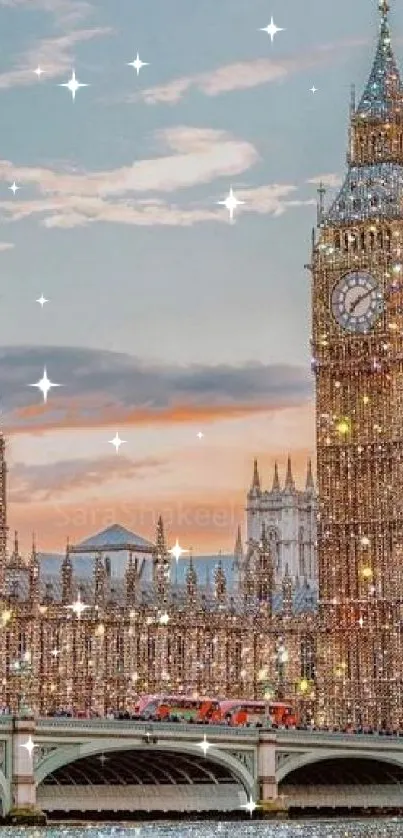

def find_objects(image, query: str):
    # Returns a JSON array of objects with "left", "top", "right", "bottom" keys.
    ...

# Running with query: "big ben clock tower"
[{"left": 312, "top": 0, "right": 403, "bottom": 728}]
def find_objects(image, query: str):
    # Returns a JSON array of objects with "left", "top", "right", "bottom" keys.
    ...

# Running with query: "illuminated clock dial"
[{"left": 331, "top": 271, "right": 384, "bottom": 333}]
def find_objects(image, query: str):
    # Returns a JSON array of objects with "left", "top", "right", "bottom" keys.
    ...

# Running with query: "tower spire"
[
  {"left": 250, "top": 459, "right": 260, "bottom": 493},
  {"left": 284, "top": 455, "right": 295, "bottom": 492},
  {"left": 234, "top": 525, "right": 243, "bottom": 564},
  {"left": 272, "top": 461, "right": 281, "bottom": 492},
  {"left": 379, "top": 0, "right": 389, "bottom": 24},
  {"left": 355, "top": 0, "right": 401, "bottom": 122},
  {"left": 326, "top": 0, "right": 403, "bottom": 225},
  {"left": 305, "top": 458, "right": 315, "bottom": 492}
]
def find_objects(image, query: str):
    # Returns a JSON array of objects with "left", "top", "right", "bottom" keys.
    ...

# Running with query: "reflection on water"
[{"left": 0, "top": 820, "right": 402, "bottom": 838}]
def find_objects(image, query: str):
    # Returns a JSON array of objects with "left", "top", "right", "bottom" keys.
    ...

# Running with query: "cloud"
[
  {"left": 9, "top": 455, "right": 168, "bottom": 502},
  {"left": 0, "top": 0, "right": 92, "bottom": 27},
  {"left": 0, "top": 127, "right": 258, "bottom": 195},
  {"left": 0, "top": 27, "right": 112, "bottom": 89},
  {"left": 0, "top": 345, "right": 312, "bottom": 433},
  {"left": 0, "top": 127, "right": 315, "bottom": 228},
  {"left": 134, "top": 39, "right": 366, "bottom": 105},
  {"left": 0, "top": 242, "right": 14, "bottom": 251}
]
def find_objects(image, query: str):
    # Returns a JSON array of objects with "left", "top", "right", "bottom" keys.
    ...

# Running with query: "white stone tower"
[{"left": 245, "top": 457, "right": 317, "bottom": 587}]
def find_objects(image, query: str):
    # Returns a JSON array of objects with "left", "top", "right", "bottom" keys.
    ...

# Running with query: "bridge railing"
[
  {"left": 34, "top": 718, "right": 259, "bottom": 737},
  {"left": 276, "top": 729, "right": 403, "bottom": 745},
  {"left": 1, "top": 714, "right": 403, "bottom": 745}
]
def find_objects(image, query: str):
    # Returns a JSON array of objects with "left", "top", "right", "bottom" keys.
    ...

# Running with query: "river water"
[{"left": 0, "top": 822, "right": 402, "bottom": 838}]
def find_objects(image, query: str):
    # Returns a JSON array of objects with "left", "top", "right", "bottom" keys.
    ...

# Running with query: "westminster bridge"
[{"left": 2, "top": 717, "right": 403, "bottom": 817}]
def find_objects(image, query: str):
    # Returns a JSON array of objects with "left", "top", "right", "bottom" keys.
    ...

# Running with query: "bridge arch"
[
  {"left": 277, "top": 749, "right": 403, "bottom": 784},
  {"left": 35, "top": 738, "right": 256, "bottom": 799}
]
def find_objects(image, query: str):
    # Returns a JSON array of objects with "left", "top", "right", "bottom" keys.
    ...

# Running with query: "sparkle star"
[
  {"left": 21, "top": 736, "right": 37, "bottom": 757},
  {"left": 260, "top": 17, "right": 285, "bottom": 42},
  {"left": 168, "top": 539, "right": 188, "bottom": 562},
  {"left": 51, "top": 648, "right": 60, "bottom": 658},
  {"left": 59, "top": 70, "right": 89, "bottom": 101},
  {"left": 197, "top": 735, "right": 211, "bottom": 756},
  {"left": 29, "top": 367, "right": 61, "bottom": 403},
  {"left": 159, "top": 612, "right": 170, "bottom": 625},
  {"left": 127, "top": 53, "right": 149, "bottom": 75},
  {"left": 358, "top": 616, "right": 364, "bottom": 628},
  {"left": 65, "top": 593, "right": 89, "bottom": 619},
  {"left": 109, "top": 432, "right": 127, "bottom": 453},
  {"left": 241, "top": 796, "right": 259, "bottom": 817},
  {"left": 310, "top": 86, "right": 318, "bottom": 94},
  {"left": 34, "top": 66, "right": 45, "bottom": 78},
  {"left": 197, "top": 431, "right": 204, "bottom": 439},
  {"left": 9, "top": 182, "right": 20, "bottom": 196},
  {"left": 218, "top": 188, "right": 245, "bottom": 221},
  {"left": 36, "top": 294, "right": 49, "bottom": 308}
]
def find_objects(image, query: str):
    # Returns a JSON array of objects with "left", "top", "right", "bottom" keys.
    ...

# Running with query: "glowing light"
[{"left": 336, "top": 418, "right": 350, "bottom": 435}]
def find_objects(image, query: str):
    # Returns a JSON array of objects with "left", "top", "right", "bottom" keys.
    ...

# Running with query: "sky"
[{"left": 0, "top": 0, "right": 401, "bottom": 555}]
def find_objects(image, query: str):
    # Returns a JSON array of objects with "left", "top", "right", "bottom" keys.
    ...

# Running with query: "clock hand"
[{"left": 348, "top": 288, "right": 373, "bottom": 314}]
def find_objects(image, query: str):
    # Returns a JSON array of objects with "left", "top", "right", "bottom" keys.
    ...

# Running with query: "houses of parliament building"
[{"left": 2, "top": 0, "right": 403, "bottom": 730}]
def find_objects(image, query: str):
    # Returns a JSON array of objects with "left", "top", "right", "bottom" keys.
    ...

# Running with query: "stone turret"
[
  {"left": 94, "top": 551, "right": 105, "bottom": 607},
  {"left": 153, "top": 516, "right": 170, "bottom": 606},
  {"left": 61, "top": 539, "right": 73, "bottom": 604},
  {"left": 214, "top": 559, "right": 227, "bottom": 604}
]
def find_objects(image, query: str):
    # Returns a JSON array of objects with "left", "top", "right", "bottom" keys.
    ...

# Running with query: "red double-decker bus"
[
  {"left": 133, "top": 694, "right": 221, "bottom": 723},
  {"left": 219, "top": 699, "right": 297, "bottom": 727}
]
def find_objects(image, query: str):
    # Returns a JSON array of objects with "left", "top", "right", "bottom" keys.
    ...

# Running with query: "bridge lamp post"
[{"left": 275, "top": 641, "right": 288, "bottom": 701}]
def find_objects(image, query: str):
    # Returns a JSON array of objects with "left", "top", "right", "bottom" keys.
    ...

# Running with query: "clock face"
[{"left": 331, "top": 271, "right": 384, "bottom": 334}]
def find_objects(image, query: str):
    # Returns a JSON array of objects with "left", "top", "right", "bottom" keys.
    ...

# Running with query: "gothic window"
[
  {"left": 370, "top": 135, "right": 376, "bottom": 156},
  {"left": 377, "top": 230, "right": 383, "bottom": 248},
  {"left": 343, "top": 232, "right": 349, "bottom": 252},
  {"left": 369, "top": 231, "right": 376, "bottom": 250},
  {"left": 371, "top": 195, "right": 379, "bottom": 208},
  {"left": 9, "top": 579, "right": 19, "bottom": 599},
  {"left": 385, "top": 227, "right": 391, "bottom": 251},
  {"left": 338, "top": 201, "right": 346, "bottom": 213},
  {"left": 117, "top": 634, "right": 124, "bottom": 660},
  {"left": 360, "top": 230, "right": 366, "bottom": 250},
  {"left": 148, "top": 636, "right": 156, "bottom": 668},
  {"left": 353, "top": 199, "right": 361, "bottom": 212},
  {"left": 234, "top": 638, "right": 242, "bottom": 681},
  {"left": 335, "top": 232, "right": 341, "bottom": 249},
  {"left": 300, "top": 637, "right": 315, "bottom": 680},
  {"left": 18, "top": 631, "right": 25, "bottom": 657},
  {"left": 400, "top": 134, "right": 403, "bottom": 154}
]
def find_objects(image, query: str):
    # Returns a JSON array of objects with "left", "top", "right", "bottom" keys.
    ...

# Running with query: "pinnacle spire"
[
  {"left": 306, "top": 458, "right": 315, "bottom": 492},
  {"left": 379, "top": 0, "right": 389, "bottom": 24},
  {"left": 272, "top": 461, "right": 281, "bottom": 492},
  {"left": 284, "top": 455, "right": 295, "bottom": 492},
  {"left": 251, "top": 458, "right": 260, "bottom": 492},
  {"left": 234, "top": 525, "right": 243, "bottom": 561}
]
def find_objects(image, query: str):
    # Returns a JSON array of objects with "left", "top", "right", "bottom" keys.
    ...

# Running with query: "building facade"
[
  {"left": 245, "top": 458, "right": 317, "bottom": 587},
  {"left": 312, "top": 0, "right": 403, "bottom": 728},
  {"left": 0, "top": 436, "right": 316, "bottom": 719}
]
